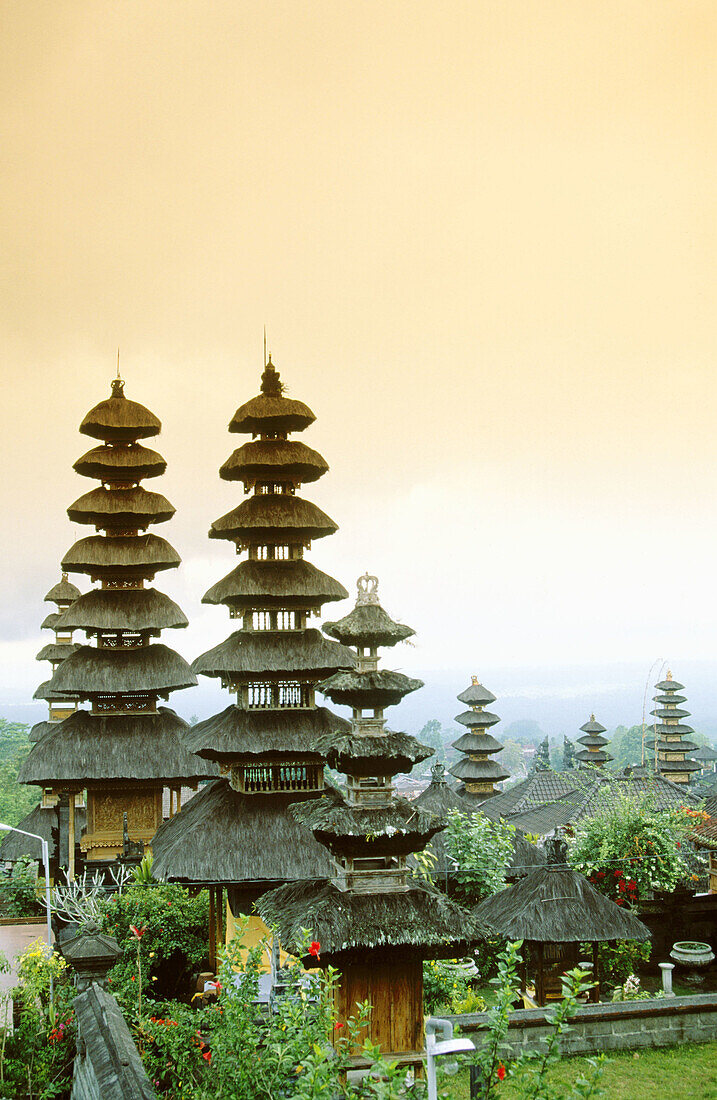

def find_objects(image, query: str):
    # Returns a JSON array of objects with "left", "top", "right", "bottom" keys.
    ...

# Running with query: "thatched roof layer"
[
  {"left": 317, "top": 730, "right": 433, "bottom": 776},
  {"left": 317, "top": 669, "right": 423, "bottom": 708},
  {"left": 209, "top": 494, "right": 338, "bottom": 542},
  {"left": 182, "top": 704, "right": 351, "bottom": 761},
  {"left": 29, "top": 720, "right": 55, "bottom": 743},
  {"left": 229, "top": 394, "right": 316, "bottom": 436},
  {"left": 80, "top": 381, "right": 161, "bottom": 441},
  {"left": 220, "top": 440, "right": 328, "bottom": 484},
  {"left": 36, "top": 643, "right": 79, "bottom": 662},
  {"left": 67, "top": 486, "right": 175, "bottom": 527},
  {"left": 202, "top": 559, "right": 347, "bottom": 608},
  {"left": 449, "top": 757, "right": 510, "bottom": 782},
  {"left": 46, "top": 643, "right": 197, "bottom": 696},
  {"left": 656, "top": 678, "right": 684, "bottom": 691},
  {"left": 473, "top": 864, "right": 651, "bottom": 943},
  {"left": 257, "top": 880, "right": 489, "bottom": 961},
  {"left": 74, "top": 444, "right": 166, "bottom": 481},
  {"left": 323, "top": 604, "right": 415, "bottom": 648},
  {"left": 457, "top": 683, "right": 496, "bottom": 706},
  {"left": 0, "top": 804, "right": 87, "bottom": 861},
  {"left": 62, "top": 534, "right": 181, "bottom": 576},
  {"left": 579, "top": 717, "right": 607, "bottom": 734},
  {"left": 455, "top": 709, "right": 500, "bottom": 729},
  {"left": 653, "top": 693, "right": 687, "bottom": 705},
  {"left": 293, "top": 794, "right": 444, "bottom": 856},
  {"left": 34, "top": 680, "right": 69, "bottom": 701},
  {"left": 651, "top": 707, "right": 691, "bottom": 719},
  {"left": 658, "top": 758, "right": 701, "bottom": 774},
  {"left": 507, "top": 832, "right": 547, "bottom": 879},
  {"left": 41, "top": 613, "right": 60, "bottom": 630},
  {"left": 19, "top": 708, "right": 216, "bottom": 783},
  {"left": 44, "top": 578, "right": 81, "bottom": 603},
  {"left": 452, "top": 732, "right": 504, "bottom": 754},
  {"left": 193, "top": 629, "right": 355, "bottom": 678},
  {"left": 151, "top": 778, "right": 335, "bottom": 883},
  {"left": 54, "top": 588, "right": 188, "bottom": 632},
  {"left": 414, "top": 768, "right": 465, "bottom": 816}
]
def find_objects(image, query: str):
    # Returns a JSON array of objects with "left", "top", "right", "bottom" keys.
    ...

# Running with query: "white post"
[
  {"left": 659, "top": 962, "right": 675, "bottom": 997},
  {"left": 0, "top": 823, "right": 54, "bottom": 1017},
  {"left": 425, "top": 1018, "right": 475, "bottom": 1100}
]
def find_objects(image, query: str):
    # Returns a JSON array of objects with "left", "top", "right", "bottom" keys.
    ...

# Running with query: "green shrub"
[{"left": 0, "top": 856, "right": 42, "bottom": 918}]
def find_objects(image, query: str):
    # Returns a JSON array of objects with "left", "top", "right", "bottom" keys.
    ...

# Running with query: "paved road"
[{"left": 0, "top": 922, "right": 52, "bottom": 996}]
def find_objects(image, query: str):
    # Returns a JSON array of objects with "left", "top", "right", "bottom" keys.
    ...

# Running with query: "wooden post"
[
  {"left": 177, "top": 788, "right": 182, "bottom": 812},
  {"left": 208, "top": 887, "right": 216, "bottom": 972},
  {"left": 68, "top": 793, "right": 76, "bottom": 881},
  {"left": 535, "top": 942, "right": 544, "bottom": 1006},
  {"left": 591, "top": 942, "right": 600, "bottom": 1003},
  {"left": 215, "top": 886, "right": 223, "bottom": 958}
]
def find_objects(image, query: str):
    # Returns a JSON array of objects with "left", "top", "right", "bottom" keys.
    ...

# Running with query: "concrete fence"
[{"left": 447, "top": 992, "right": 717, "bottom": 1058}]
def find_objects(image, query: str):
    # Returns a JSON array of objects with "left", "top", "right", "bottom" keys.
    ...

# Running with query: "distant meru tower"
[
  {"left": 575, "top": 715, "right": 612, "bottom": 768},
  {"left": 650, "top": 671, "right": 700, "bottom": 785},
  {"left": 449, "top": 677, "right": 509, "bottom": 800},
  {"left": 20, "top": 375, "right": 214, "bottom": 869}
]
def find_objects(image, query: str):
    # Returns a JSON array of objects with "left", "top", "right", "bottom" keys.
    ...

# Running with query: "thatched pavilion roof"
[
  {"left": 317, "top": 669, "right": 423, "bottom": 709},
  {"left": 0, "top": 804, "right": 86, "bottom": 861},
  {"left": 257, "top": 880, "right": 490, "bottom": 963},
  {"left": 693, "top": 745, "right": 717, "bottom": 762},
  {"left": 36, "top": 643, "right": 79, "bottom": 662},
  {"left": 220, "top": 440, "right": 328, "bottom": 484},
  {"left": 202, "top": 559, "right": 347, "bottom": 609},
  {"left": 18, "top": 708, "right": 217, "bottom": 784},
  {"left": 454, "top": 709, "right": 500, "bottom": 729},
  {"left": 208, "top": 494, "right": 338, "bottom": 543},
  {"left": 292, "top": 794, "right": 444, "bottom": 858},
  {"left": 656, "top": 676, "right": 684, "bottom": 691},
  {"left": 316, "top": 729, "right": 433, "bottom": 776},
  {"left": 73, "top": 444, "right": 166, "bottom": 481},
  {"left": 150, "top": 779, "right": 336, "bottom": 884},
  {"left": 34, "top": 680, "right": 69, "bottom": 701},
  {"left": 473, "top": 861, "right": 651, "bottom": 943},
  {"left": 452, "top": 732, "right": 505, "bottom": 754},
  {"left": 54, "top": 588, "right": 188, "bottom": 633},
  {"left": 46, "top": 643, "right": 197, "bottom": 696},
  {"left": 181, "top": 704, "right": 351, "bottom": 762},
  {"left": 192, "top": 628, "right": 355, "bottom": 679},
  {"left": 79, "top": 379, "right": 161, "bottom": 441},
  {"left": 449, "top": 757, "right": 510, "bottom": 783},
  {"left": 62, "top": 534, "right": 181, "bottom": 577},
  {"left": 29, "top": 720, "right": 54, "bottom": 743},
  {"left": 323, "top": 603, "right": 415, "bottom": 648},
  {"left": 67, "top": 486, "right": 175, "bottom": 528},
  {"left": 228, "top": 360, "right": 317, "bottom": 436},
  {"left": 44, "top": 577, "right": 81, "bottom": 603},
  {"left": 414, "top": 765, "right": 464, "bottom": 816}
]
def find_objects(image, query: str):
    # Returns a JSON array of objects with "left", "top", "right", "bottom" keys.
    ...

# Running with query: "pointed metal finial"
[
  {"left": 471, "top": 675, "right": 479, "bottom": 686},
  {"left": 116, "top": 347, "right": 121, "bottom": 378},
  {"left": 263, "top": 327, "right": 267, "bottom": 368}
]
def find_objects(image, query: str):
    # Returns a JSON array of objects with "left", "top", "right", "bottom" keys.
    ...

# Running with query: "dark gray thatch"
[
  {"left": 80, "top": 380, "right": 161, "bottom": 441},
  {"left": 54, "top": 588, "right": 188, "bottom": 632},
  {"left": 455, "top": 709, "right": 500, "bottom": 729},
  {"left": 46, "top": 643, "right": 197, "bottom": 695},
  {"left": 658, "top": 758, "right": 701, "bottom": 774},
  {"left": 182, "top": 704, "right": 351, "bottom": 761},
  {"left": 694, "top": 745, "right": 717, "bottom": 762},
  {"left": 29, "top": 720, "right": 55, "bottom": 743},
  {"left": 44, "top": 577, "right": 81, "bottom": 603},
  {"left": 229, "top": 394, "right": 316, "bottom": 435},
  {"left": 293, "top": 794, "right": 444, "bottom": 857},
  {"left": 473, "top": 865, "right": 651, "bottom": 943},
  {"left": 318, "top": 669, "right": 423, "bottom": 708},
  {"left": 62, "top": 534, "right": 181, "bottom": 576},
  {"left": 651, "top": 706, "right": 691, "bottom": 719},
  {"left": 449, "top": 757, "right": 510, "bottom": 782},
  {"left": 220, "top": 440, "right": 328, "bottom": 484},
  {"left": 414, "top": 766, "right": 465, "bottom": 815},
  {"left": 457, "top": 682, "right": 496, "bottom": 706},
  {"left": 323, "top": 604, "right": 415, "bottom": 648},
  {"left": 0, "top": 804, "right": 87, "bottom": 861},
  {"left": 34, "top": 680, "right": 69, "bottom": 701},
  {"left": 652, "top": 738, "right": 699, "bottom": 753},
  {"left": 209, "top": 494, "right": 338, "bottom": 542},
  {"left": 656, "top": 677, "right": 684, "bottom": 691},
  {"left": 193, "top": 628, "right": 355, "bottom": 678},
  {"left": 19, "top": 708, "right": 217, "bottom": 783},
  {"left": 257, "top": 880, "right": 490, "bottom": 961},
  {"left": 41, "top": 612, "right": 60, "bottom": 630},
  {"left": 67, "top": 486, "right": 175, "bottom": 527},
  {"left": 507, "top": 831, "right": 547, "bottom": 879},
  {"left": 452, "top": 732, "right": 504, "bottom": 754},
  {"left": 202, "top": 559, "right": 347, "bottom": 608},
  {"left": 151, "top": 779, "right": 335, "bottom": 884},
  {"left": 74, "top": 443, "right": 166, "bottom": 481},
  {"left": 36, "top": 643, "right": 78, "bottom": 662},
  {"left": 317, "top": 730, "right": 433, "bottom": 776}
]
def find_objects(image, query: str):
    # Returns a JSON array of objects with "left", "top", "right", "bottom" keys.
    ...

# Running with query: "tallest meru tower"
[{"left": 152, "top": 356, "right": 355, "bottom": 916}]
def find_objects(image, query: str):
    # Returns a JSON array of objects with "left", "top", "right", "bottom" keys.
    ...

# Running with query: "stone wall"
[
  {"left": 447, "top": 993, "right": 717, "bottom": 1058},
  {"left": 71, "top": 982, "right": 156, "bottom": 1100}
]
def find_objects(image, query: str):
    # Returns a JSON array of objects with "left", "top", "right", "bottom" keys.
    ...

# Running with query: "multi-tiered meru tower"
[
  {"left": 259, "top": 576, "right": 486, "bottom": 1063},
  {"left": 449, "top": 677, "right": 509, "bottom": 801},
  {"left": 151, "top": 356, "right": 355, "bottom": 915},
  {"left": 650, "top": 671, "right": 700, "bottom": 785},
  {"left": 34, "top": 575, "right": 82, "bottom": 729},
  {"left": 575, "top": 715, "right": 612, "bottom": 768},
  {"left": 20, "top": 376, "right": 214, "bottom": 869}
]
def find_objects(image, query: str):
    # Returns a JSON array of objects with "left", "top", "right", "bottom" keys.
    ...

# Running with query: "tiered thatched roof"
[
  {"left": 74, "top": 444, "right": 167, "bottom": 481},
  {"left": 182, "top": 704, "right": 351, "bottom": 762},
  {"left": 79, "top": 379, "right": 161, "bottom": 440},
  {"left": 449, "top": 677, "right": 509, "bottom": 797},
  {"left": 202, "top": 560, "right": 347, "bottom": 609},
  {"left": 193, "top": 629, "right": 354, "bottom": 678},
  {"left": 47, "top": 644, "right": 197, "bottom": 696},
  {"left": 54, "top": 589, "right": 188, "bottom": 633},
  {"left": 220, "top": 439, "right": 328, "bottom": 484},
  {"left": 317, "top": 729, "right": 433, "bottom": 776},
  {"left": 292, "top": 795, "right": 444, "bottom": 857},
  {"left": 208, "top": 494, "right": 338, "bottom": 543},
  {"left": 62, "top": 534, "right": 181, "bottom": 578},
  {"left": 67, "top": 486, "right": 175, "bottom": 527},
  {"left": 44, "top": 577, "right": 81, "bottom": 603},
  {"left": 323, "top": 603, "right": 415, "bottom": 647},
  {"left": 317, "top": 668, "right": 423, "bottom": 708}
]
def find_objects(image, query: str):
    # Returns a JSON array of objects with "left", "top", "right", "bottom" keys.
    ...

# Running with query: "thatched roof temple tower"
[
  {"left": 35, "top": 575, "right": 82, "bottom": 727},
  {"left": 449, "top": 677, "right": 509, "bottom": 801},
  {"left": 259, "top": 576, "right": 487, "bottom": 1064},
  {"left": 151, "top": 356, "right": 354, "bottom": 916},
  {"left": 649, "top": 671, "right": 700, "bottom": 785},
  {"left": 575, "top": 715, "right": 612, "bottom": 768},
  {"left": 20, "top": 376, "right": 213, "bottom": 870}
]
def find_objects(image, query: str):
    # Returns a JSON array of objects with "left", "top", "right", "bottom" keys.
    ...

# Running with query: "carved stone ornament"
[{"left": 356, "top": 573, "right": 379, "bottom": 606}]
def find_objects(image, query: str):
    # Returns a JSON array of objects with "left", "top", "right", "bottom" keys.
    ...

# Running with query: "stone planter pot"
[{"left": 670, "top": 941, "right": 715, "bottom": 968}]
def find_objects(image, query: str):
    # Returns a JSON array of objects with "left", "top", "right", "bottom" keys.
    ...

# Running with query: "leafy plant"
[
  {"left": 0, "top": 856, "right": 42, "bottom": 918},
  {"left": 444, "top": 810, "right": 516, "bottom": 903}
]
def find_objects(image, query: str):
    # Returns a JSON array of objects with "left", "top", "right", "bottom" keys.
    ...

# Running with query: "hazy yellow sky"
[{"left": 1, "top": 2, "right": 716, "bottom": 706}]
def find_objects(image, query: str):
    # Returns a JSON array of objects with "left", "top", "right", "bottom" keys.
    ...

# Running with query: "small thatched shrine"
[
  {"left": 648, "top": 671, "right": 700, "bottom": 785},
  {"left": 449, "top": 677, "right": 509, "bottom": 802},
  {"left": 151, "top": 355, "right": 354, "bottom": 947},
  {"left": 473, "top": 833, "right": 650, "bottom": 1005},
  {"left": 259, "top": 576, "right": 487, "bottom": 1063},
  {"left": 575, "top": 715, "right": 612, "bottom": 768},
  {"left": 20, "top": 375, "right": 214, "bottom": 870}
]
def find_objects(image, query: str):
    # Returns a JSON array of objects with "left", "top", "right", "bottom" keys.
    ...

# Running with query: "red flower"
[
  {"left": 614, "top": 869, "right": 622, "bottom": 878},
  {"left": 627, "top": 880, "right": 637, "bottom": 890},
  {"left": 334, "top": 1022, "right": 344, "bottom": 1030},
  {"left": 130, "top": 924, "right": 146, "bottom": 940},
  {"left": 131, "top": 975, "right": 136, "bottom": 981},
  {"left": 309, "top": 941, "right": 321, "bottom": 958},
  {"left": 615, "top": 899, "right": 624, "bottom": 906},
  {"left": 618, "top": 882, "right": 626, "bottom": 893},
  {"left": 497, "top": 1063, "right": 506, "bottom": 1081},
  {"left": 676, "top": 842, "right": 681, "bottom": 849},
  {"left": 596, "top": 872, "right": 605, "bottom": 879},
  {"left": 202, "top": 1051, "right": 211, "bottom": 1063}
]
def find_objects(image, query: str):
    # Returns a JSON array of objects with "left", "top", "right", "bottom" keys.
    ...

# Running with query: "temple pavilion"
[
  {"left": 449, "top": 677, "right": 509, "bottom": 801},
  {"left": 575, "top": 715, "right": 612, "bottom": 768},
  {"left": 259, "top": 576, "right": 487, "bottom": 1063},
  {"left": 649, "top": 671, "right": 700, "bottom": 785},
  {"left": 19, "top": 376, "right": 214, "bottom": 872},
  {"left": 151, "top": 356, "right": 355, "bottom": 935}
]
